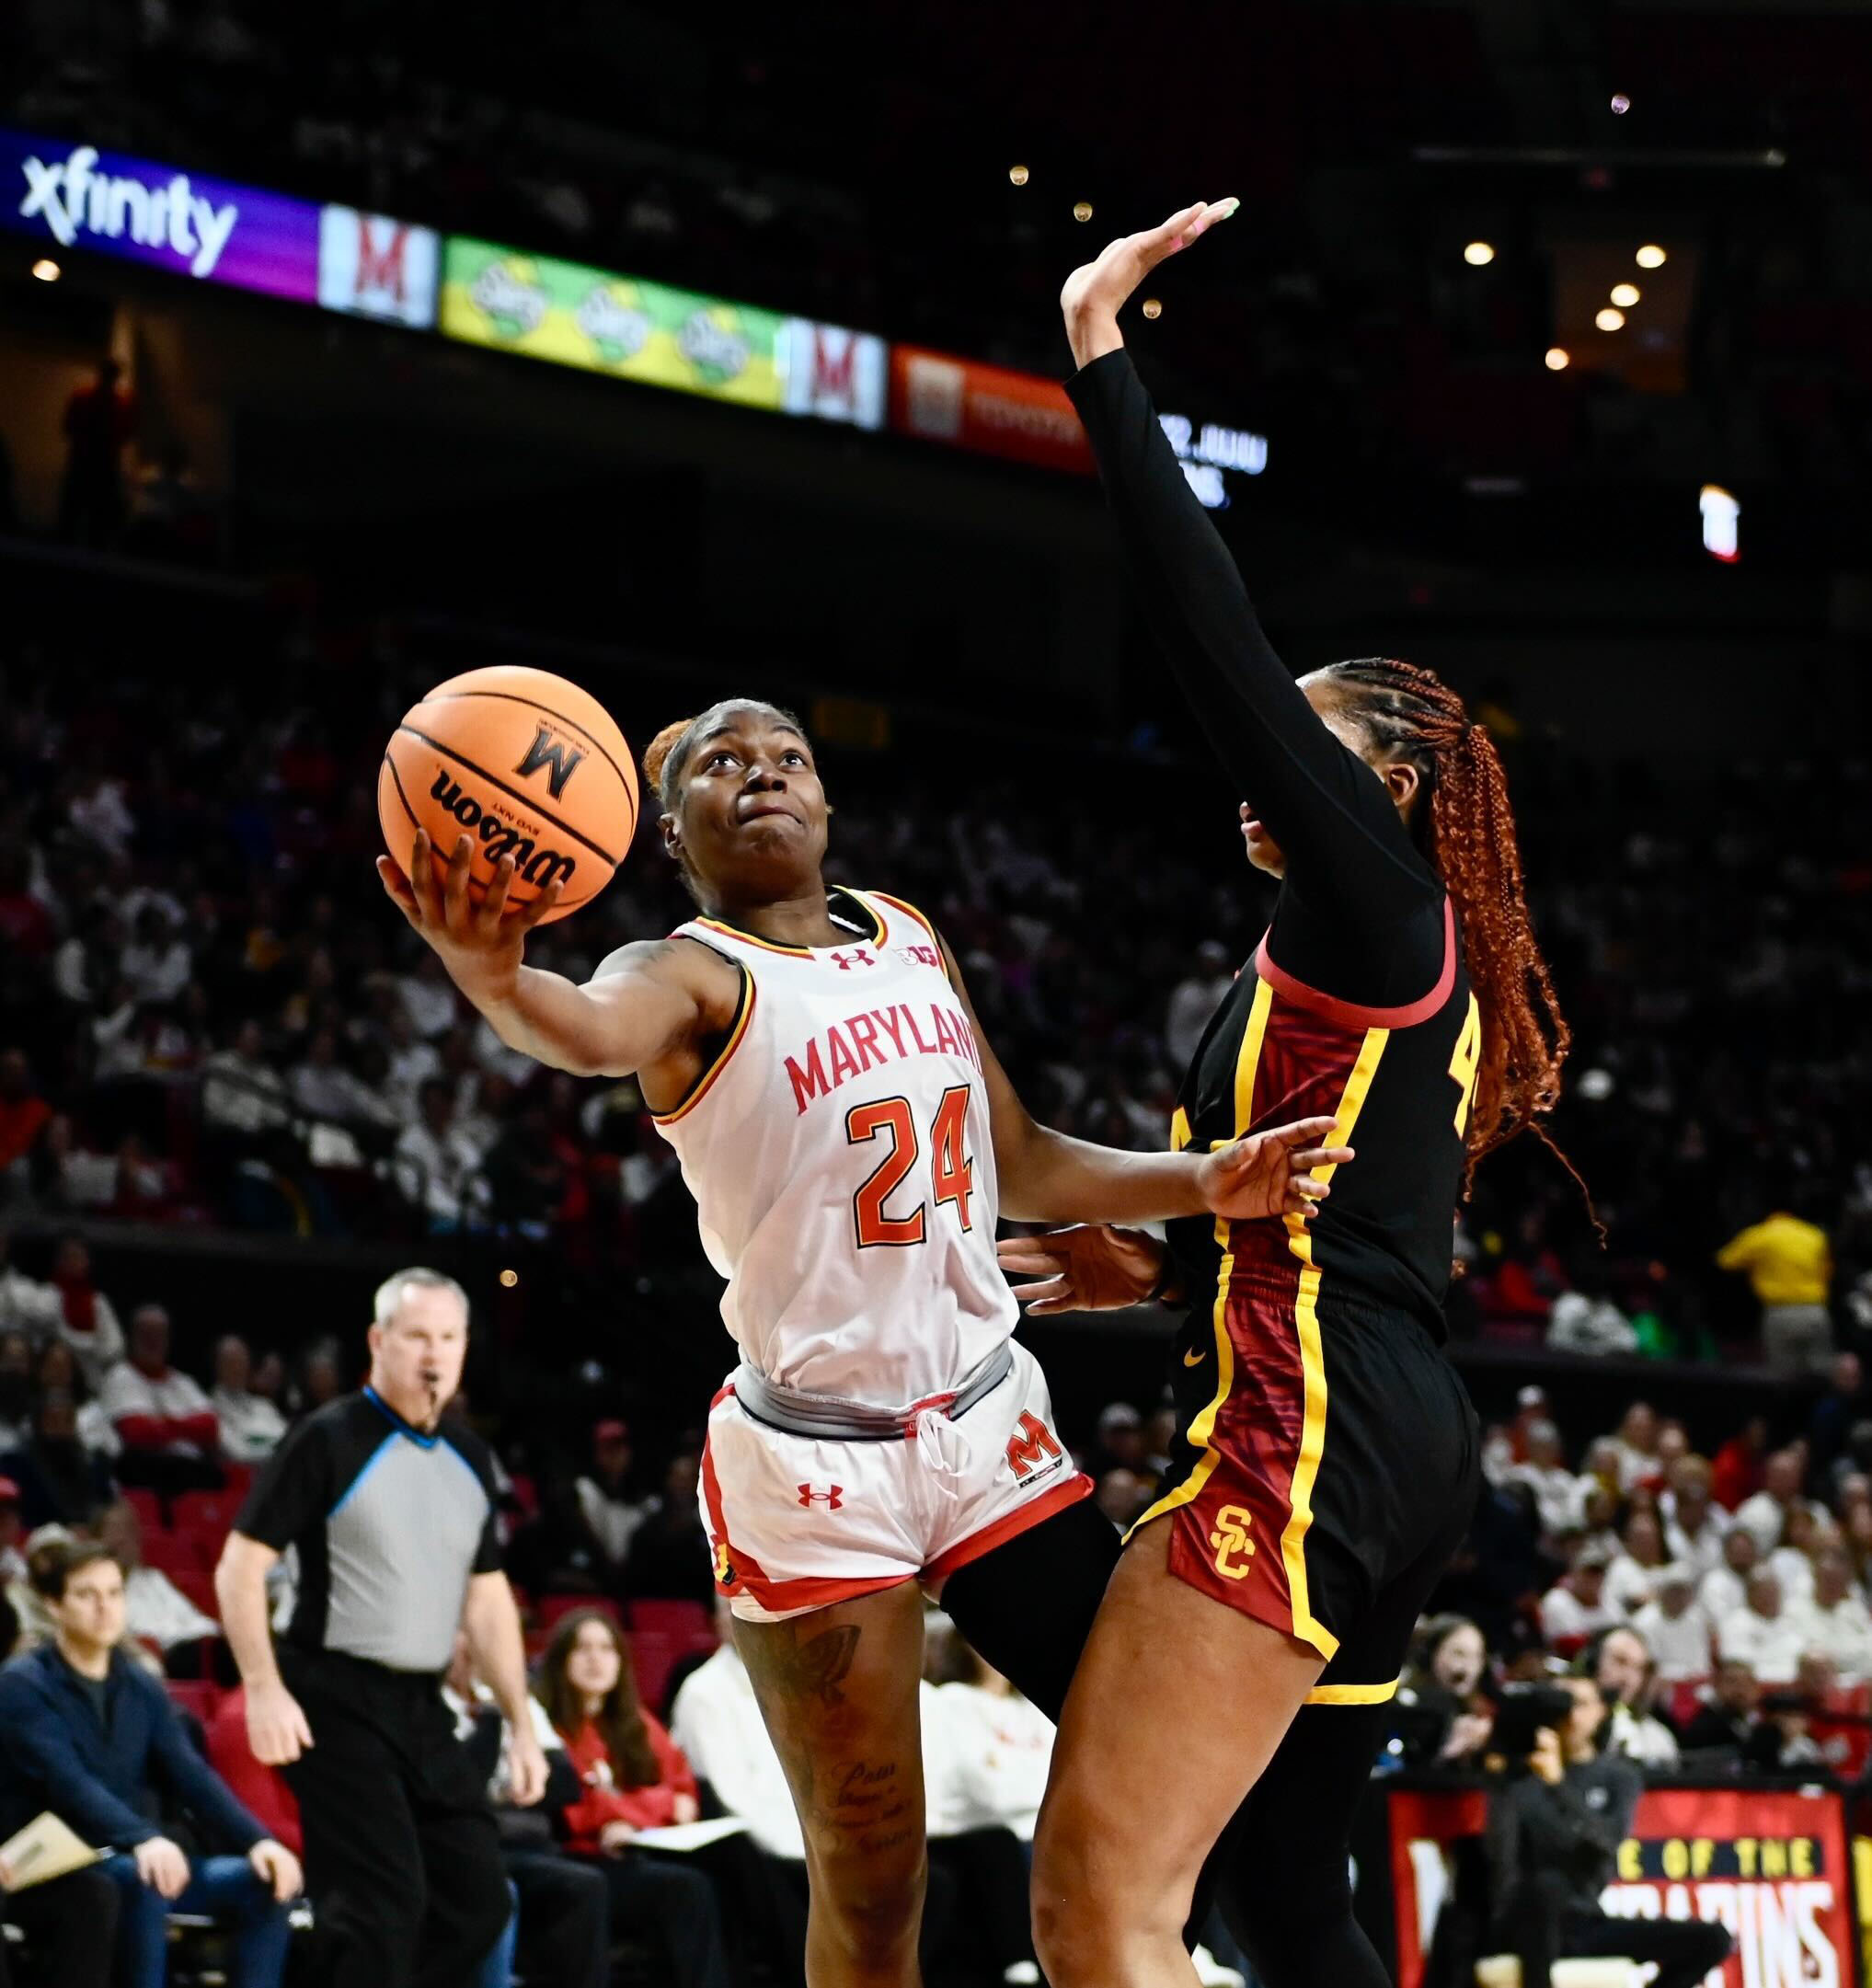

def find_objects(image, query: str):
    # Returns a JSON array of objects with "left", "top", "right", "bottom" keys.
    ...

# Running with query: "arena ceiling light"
[
  {"left": 30, "top": 257, "right": 57, "bottom": 281},
  {"left": 1464, "top": 241, "right": 1495, "bottom": 266},
  {"left": 1596, "top": 306, "right": 1626, "bottom": 331},
  {"left": 1636, "top": 245, "right": 1667, "bottom": 269},
  {"left": 1610, "top": 282, "right": 1640, "bottom": 308},
  {"left": 1545, "top": 347, "right": 1570, "bottom": 371}
]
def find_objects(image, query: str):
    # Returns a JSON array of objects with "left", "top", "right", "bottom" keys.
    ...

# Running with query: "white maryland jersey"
[{"left": 655, "top": 887, "right": 1016, "bottom": 1407}]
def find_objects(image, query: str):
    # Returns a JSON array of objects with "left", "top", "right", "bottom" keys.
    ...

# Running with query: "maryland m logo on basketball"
[
  {"left": 1005, "top": 1412, "right": 1062, "bottom": 1481},
  {"left": 513, "top": 724, "right": 588, "bottom": 799}
]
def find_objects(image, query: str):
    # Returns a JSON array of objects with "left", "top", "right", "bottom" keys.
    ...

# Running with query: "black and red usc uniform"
[{"left": 1066, "top": 350, "right": 1481, "bottom": 1701}]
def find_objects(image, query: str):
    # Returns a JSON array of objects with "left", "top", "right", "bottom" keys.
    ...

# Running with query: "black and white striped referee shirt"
[{"left": 235, "top": 1387, "right": 502, "bottom": 1675}]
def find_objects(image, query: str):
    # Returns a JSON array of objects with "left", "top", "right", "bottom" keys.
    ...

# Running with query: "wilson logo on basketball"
[
  {"left": 513, "top": 724, "right": 588, "bottom": 799},
  {"left": 428, "top": 770, "right": 580, "bottom": 890}
]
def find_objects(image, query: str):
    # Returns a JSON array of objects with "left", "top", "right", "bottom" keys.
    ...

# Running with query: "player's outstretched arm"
[
  {"left": 942, "top": 939, "right": 1348, "bottom": 1227},
  {"left": 378, "top": 829, "right": 734, "bottom": 1078}
]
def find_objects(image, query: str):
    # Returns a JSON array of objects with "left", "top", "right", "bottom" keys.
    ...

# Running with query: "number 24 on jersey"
[{"left": 845, "top": 1086, "right": 975, "bottom": 1248}]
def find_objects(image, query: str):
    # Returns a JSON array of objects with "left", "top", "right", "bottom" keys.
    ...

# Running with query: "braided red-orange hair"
[{"left": 1315, "top": 659, "right": 1584, "bottom": 1202}]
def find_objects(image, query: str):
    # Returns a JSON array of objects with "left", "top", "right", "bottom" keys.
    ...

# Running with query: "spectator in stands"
[
  {"left": 211, "top": 1334, "right": 287, "bottom": 1465},
  {"left": 47, "top": 1235, "right": 123, "bottom": 1392},
  {"left": 1540, "top": 1545, "right": 1619, "bottom": 1644},
  {"left": 1718, "top": 1567, "right": 1805, "bottom": 1684},
  {"left": 287, "top": 1028, "right": 396, "bottom": 1143},
  {"left": 119, "top": 906, "right": 191, "bottom": 1008},
  {"left": 1395, "top": 1615, "right": 1494, "bottom": 1768},
  {"left": 1699, "top": 1524, "right": 1762, "bottom": 1626},
  {"left": 0, "top": 1541, "right": 299, "bottom": 1988},
  {"left": 929, "top": 1634, "right": 1052, "bottom": 1844},
  {"left": 533, "top": 1608, "right": 729, "bottom": 1988},
  {"left": 1603, "top": 1510, "right": 1673, "bottom": 1618},
  {"left": 200, "top": 1021, "right": 293, "bottom": 1144},
  {"left": 1718, "top": 1195, "right": 1834, "bottom": 1373},
  {"left": 1506, "top": 1419, "right": 1579, "bottom": 1536},
  {"left": 622, "top": 1454, "right": 714, "bottom": 1606},
  {"left": 392, "top": 1077, "right": 490, "bottom": 1233},
  {"left": 95, "top": 1500, "right": 222, "bottom": 1678},
  {"left": 1768, "top": 1503, "right": 1824, "bottom": 1608},
  {"left": 1165, "top": 939, "right": 1233, "bottom": 1071},
  {"left": 0, "top": 1478, "right": 24, "bottom": 1590},
  {"left": 574, "top": 1418, "right": 648, "bottom": 1576},
  {"left": 670, "top": 1596, "right": 804, "bottom": 1864},
  {"left": 1809, "top": 1352, "right": 1866, "bottom": 1490},
  {"left": 1712, "top": 1414, "right": 1769, "bottom": 1513},
  {"left": 1678, "top": 1658, "right": 1760, "bottom": 1759},
  {"left": 0, "top": 1332, "right": 29, "bottom": 1453},
  {"left": 1485, "top": 1676, "right": 1729, "bottom": 1988},
  {"left": 1631, "top": 1565, "right": 1714, "bottom": 1683},
  {"left": 1545, "top": 1262, "right": 1637, "bottom": 1355},
  {"left": 1742, "top": 1689, "right": 1825, "bottom": 1774},
  {"left": 1095, "top": 1468, "right": 1147, "bottom": 1528},
  {"left": 1088, "top": 1401, "right": 1146, "bottom": 1479},
  {"left": 1660, "top": 1457, "right": 1729, "bottom": 1578},
  {"left": 1588, "top": 1626, "right": 1679, "bottom": 1768},
  {"left": 36, "top": 1337, "right": 121, "bottom": 1461},
  {"left": 56, "top": 358, "right": 135, "bottom": 546},
  {"left": 1734, "top": 1448, "right": 1809, "bottom": 1557},
  {"left": 441, "top": 1633, "right": 609, "bottom": 1988},
  {"left": 5, "top": 1389, "right": 112, "bottom": 1527},
  {"left": 291, "top": 1339, "right": 344, "bottom": 1419},
  {"left": 1606, "top": 1403, "right": 1661, "bottom": 1493},
  {"left": 0, "top": 1051, "right": 52, "bottom": 1205},
  {"left": 100, "top": 1303, "right": 222, "bottom": 1495},
  {"left": 1801, "top": 1544, "right": 1872, "bottom": 1683},
  {"left": 0, "top": 1229, "right": 61, "bottom": 1339}
]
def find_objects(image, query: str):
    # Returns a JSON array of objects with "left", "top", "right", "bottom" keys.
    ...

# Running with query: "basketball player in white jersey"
[{"left": 378, "top": 697, "right": 1349, "bottom": 1988}]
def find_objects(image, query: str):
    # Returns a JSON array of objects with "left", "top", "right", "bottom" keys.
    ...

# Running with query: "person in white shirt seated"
[
  {"left": 95, "top": 1498, "right": 223, "bottom": 1679},
  {"left": 930, "top": 1635, "right": 1053, "bottom": 1844},
  {"left": 1603, "top": 1509, "right": 1674, "bottom": 1618},
  {"left": 98, "top": 1304, "right": 222, "bottom": 1495},
  {"left": 1589, "top": 1625, "right": 1680, "bottom": 1769},
  {"left": 1661, "top": 1457, "right": 1730, "bottom": 1580},
  {"left": 1631, "top": 1565, "right": 1715, "bottom": 1683},
  {"left": 1767, "top": 1503, "right": 1825, "bottom": 1612},
  {"left": 1699, "top": 1524, "right": 1762, "bottom": 1627},
  {"left": 1734, "top": 1449, "right": 1811, "bottom": 1558},
  {"left": 1717, "top": 1567, "right": 1807, "bottom": 1685},
  {"left": 208, "top": 1333, "right": 285, "bottom": 1466},
  {"left": 573, "top": 1419, "right": 649, "bottom": 1578},
  {"left": 1801, "top": 1544, "right": 1872, "bottom": 1684},
  {"left": 391, "top": 1078, "right": 492, "bottom": 1235},
  {"left": 1539, "top": 1547, "right": 1621, "bottom": 1645},
  {"left": 1507, "top": 1419, "right": 1582, "bottom": 1538},
  {"left": 0, "top": 1228, "right": 62, "bottom": 1339},
  {"left": 1607, "top": 1402, "right": 1663, "bottom": 1494}
]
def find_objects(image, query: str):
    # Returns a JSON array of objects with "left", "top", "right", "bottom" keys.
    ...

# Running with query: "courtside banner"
[
  {"left": 440, "top": 237, "right": 783, "bottom": 408},
  {"left": 1388, "top": 1783, "right": 1855, "bottom": 1988},
  {"left": 779, "top": 319, "right": 886, "bottom": 430},
  {"left": 887, "top": 345, "right": 1093, "bottom": 475},
  {"left": 317, "top": 207, "right": 439, "bottom": 328},
  {"left": 1, "top": 132, "right": 319, "bottom": 299}
]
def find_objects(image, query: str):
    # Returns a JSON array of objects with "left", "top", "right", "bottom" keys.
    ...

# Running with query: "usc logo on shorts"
[{"left": 1209, "top": 1505, "right": 1257, "bottom": 1580}]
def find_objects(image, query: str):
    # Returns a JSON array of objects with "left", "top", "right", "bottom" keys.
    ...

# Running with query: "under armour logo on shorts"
[
  {"left": 829, "top": 949, "right": 874, "bottom": 971},
  {"left": 798, "top": 1483, "right": 844, "bottom": 1510}
]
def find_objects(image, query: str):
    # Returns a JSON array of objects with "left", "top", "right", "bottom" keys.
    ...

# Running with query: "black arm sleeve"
[
  {"left": 233, "top": 1414, "right": 332, "bottom": 1552},
  {"left": 1065, "top": 349, "right": 1445, "bottom": 1005}
]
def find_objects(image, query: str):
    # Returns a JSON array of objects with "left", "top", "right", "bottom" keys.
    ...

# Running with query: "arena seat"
[
  {"left": 626, "top": 1630, "right": 679, "bottom": 1713},
  {"left": 172, "top": 1488, "right": 242, "bottom": 1536},
  {"left": 535, "top": 1592, "right": 621, "bottom": 1632},
  {"left": 167, "top": 1679, "right": 221, "bottom": 1727},
  {"left": 122, "top": 1487, "right": 163, "bottom": 1533},
  {"left": 167, "top": 1567, "right": 221, "bottom": 1622},
  {"left": 1666, "top": 1679, "right": 1709, "bottom": 1728},
  {"left": 626, "top": 1598, "right": 713, "bottom": 1640},
  {"left": 142, "top": 1530, "right": 212, "bottom": 1577}
]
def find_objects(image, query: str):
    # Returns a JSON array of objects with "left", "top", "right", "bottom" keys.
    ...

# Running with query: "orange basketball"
[{"left": 378, "top": 666, "right": 638, "bottom": 925}]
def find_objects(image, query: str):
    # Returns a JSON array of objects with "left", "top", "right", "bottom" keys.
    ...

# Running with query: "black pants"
[
  {"left": 927, "top": 1828, "right": 1036, "bottom": 1976},
  {"left": 281, "top": 1648, "right": 509, "bottom": 1988},
  {"left": 587, "top": 1851, "right": 731, "bottom": 1988},
  {"left": 0, "top": 1865, "right": 121, "bottom": 1988},
  {"left": 1498, "top": 1874, "right": 1734, "bottom": 1988},
  {"left": 506, "top": 1849, "right": 609, "bottom": 1988}
]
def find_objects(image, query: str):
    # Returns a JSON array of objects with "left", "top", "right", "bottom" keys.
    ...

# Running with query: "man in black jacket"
[{"left": 1487, "top": 1677, "right": 1730, "bottom": 1988}]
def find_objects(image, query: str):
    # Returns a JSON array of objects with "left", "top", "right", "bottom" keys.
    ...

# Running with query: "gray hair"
[{"left": 373, "top": 1267, "right": 469, "bottom": 1330}]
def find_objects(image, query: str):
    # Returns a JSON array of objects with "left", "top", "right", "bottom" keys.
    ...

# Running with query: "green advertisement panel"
[{"left": 440, "top": 237, "right": 783, "bottom": 408}]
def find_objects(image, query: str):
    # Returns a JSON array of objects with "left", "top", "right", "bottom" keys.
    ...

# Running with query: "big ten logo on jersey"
[
  {"left": 512, "top": 722, "right": 588, "bottom": 800},
  {"left": 1208, "top": 1505, "right": 1256, "bottom": 1580},
  {"left": 1005, "top": 1412, "right": 1064, "bottom": 1484},
  {"left": 316, "top": 207, "right": 440, "bottom": 328},
  {"left": 897, "top": 943, "right": 941, "bottom": 971}
]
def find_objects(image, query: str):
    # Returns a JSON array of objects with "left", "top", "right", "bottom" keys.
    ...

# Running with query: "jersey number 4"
[
  {"left": 845, "top": 1087, "right": 975, "bottom": 1248},
  {"left": 1448, "top": 994, "right": 1482, "bottom": 1137}
]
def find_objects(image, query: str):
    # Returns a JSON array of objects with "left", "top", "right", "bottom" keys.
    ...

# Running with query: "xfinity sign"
[{"left": 2, "top": 131, "right": 321, "bottom": 301}]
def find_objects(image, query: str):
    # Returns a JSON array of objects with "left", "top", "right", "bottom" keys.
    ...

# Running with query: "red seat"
[
  {"left": 627, "top": 1599, "right": 713, "bottom": 1640},
  {"left": 173, "top": 1523, "right": 231, "bottom": 1571},
  {"left": 627, "top": 1629, "right": 678, "bottom": 1712},
  {"left": 123, "top": 1488, "right": 163, "bottom": 1533},
  {"left": 142, "top": 1531, "right": 211, "bottom": 1576},
  {"left": 535, "top": 1593, "right": 620, "bottom": 1633},
  {"left": 507, "top": 1473, "right": 539, "bottom": 1519},
  {"left": 167, "top": 1568, "right": 221, "bottom": 1623},
  {"left": 173, "top": 1489, "right": 241, "bottom": 1536},
  {"left": 167, "top": 1680, "right": 221, "bottom": 1726},
  {"left": 1668, "top": 1679, "right": 1709, "bottom": 1729}
]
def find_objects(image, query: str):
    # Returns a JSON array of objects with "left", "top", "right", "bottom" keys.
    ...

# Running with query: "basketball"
[{"left": 378, "top": 665, "right": 638, "bottom": 925}]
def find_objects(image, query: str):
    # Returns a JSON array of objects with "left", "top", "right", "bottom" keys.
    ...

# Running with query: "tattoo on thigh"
[{"left": 755, "top": 1621, "right": 863, "bottom": 1707}]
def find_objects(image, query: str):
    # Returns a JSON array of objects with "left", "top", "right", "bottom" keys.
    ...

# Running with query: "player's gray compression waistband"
[{"left": 729, "top": 1340, "right": 1015, "bottom": 1442}]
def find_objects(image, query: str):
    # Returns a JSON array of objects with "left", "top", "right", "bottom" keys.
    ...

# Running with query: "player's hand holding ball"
[{"left": 1059, "top": 196, "right": 1238, "bottom": 370}]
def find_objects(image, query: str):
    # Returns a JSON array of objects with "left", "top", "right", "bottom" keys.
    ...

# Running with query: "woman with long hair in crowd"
[
  {"left": 381, "top": 701, "right": 1346, "bottom": 1987},
  {"left": 994, "top": 199, "right": 1588, "bottom": 1988},
  {"left": 534, "top": 1607, "right": 729, "bottom": 1988}
]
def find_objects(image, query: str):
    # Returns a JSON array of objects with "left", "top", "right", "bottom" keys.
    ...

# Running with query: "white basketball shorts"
[{"left": 697, "top": 1339, "right": 1093, "bottom": 1624}]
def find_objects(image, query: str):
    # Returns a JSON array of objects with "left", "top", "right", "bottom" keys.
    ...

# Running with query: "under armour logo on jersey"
[
  {"left": 798, "top": 1483, "right": 844, "bottom": 1510},
  {"left": 829, "top": 948, "right": 875, "bottom": 971}
]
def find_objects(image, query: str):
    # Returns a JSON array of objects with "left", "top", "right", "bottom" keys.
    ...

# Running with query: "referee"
[{"left": 215, "top": 1269, "right": 546, "bottom": 1988}]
